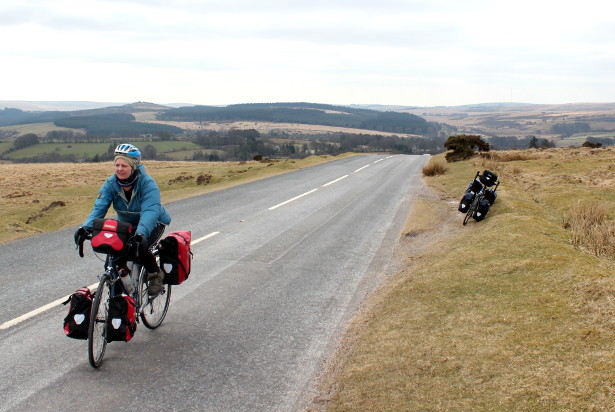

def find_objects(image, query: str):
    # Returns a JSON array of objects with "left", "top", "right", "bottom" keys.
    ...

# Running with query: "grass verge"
[{"left": 319, "top": 147, "right": 615, "bottom": 411}]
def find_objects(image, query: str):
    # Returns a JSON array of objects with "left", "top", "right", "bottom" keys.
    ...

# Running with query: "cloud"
[{"left": 1, "top": 0, "right": 614, "bottom": 105}]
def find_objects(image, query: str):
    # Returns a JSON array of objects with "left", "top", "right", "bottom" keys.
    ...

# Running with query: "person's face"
[{"left": 115, "top": 158, "right": 133, "bottom": 180}]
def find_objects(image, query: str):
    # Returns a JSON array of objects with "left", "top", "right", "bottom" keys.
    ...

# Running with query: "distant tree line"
[
  {"left": 158, "top": 103, "right": 440, "bottom": 136},
  {"left": 585, "top": 136, "right": 614, "bottom": 146},
  {"left": 192, "top": 128, "right": 446, "bottom": 161},
  {"left": 550, "top": 122, "right": 590, "bottom": 137},
  {"left": 53, "top": 113, "right": 182, "bottom": 137}
]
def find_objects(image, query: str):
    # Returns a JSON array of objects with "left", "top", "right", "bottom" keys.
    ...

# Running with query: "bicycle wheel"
[
  {"left": 463, "top": 201, "right": 475, "bottom": 225},
  {"left": 88, "top": 273, "right": 110, "bottom": 368},
  {"left": 138, "top": 266, "right": 171, "bottom": 329}
]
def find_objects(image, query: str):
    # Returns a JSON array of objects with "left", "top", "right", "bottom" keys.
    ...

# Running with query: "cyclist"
[{"left": 74, "top": 143, "right": 171, "bottom": 296}]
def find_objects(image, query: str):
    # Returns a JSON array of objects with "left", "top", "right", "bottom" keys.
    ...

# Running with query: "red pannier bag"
[
  {"left": 91, "top": 218, "right": 133, "bottom": 255},
  {"left": 106, "top": 295, "right": 137, "bottom": 342},
  {"left": 158, "top": 231, "right": 192, "bottom": 285}
]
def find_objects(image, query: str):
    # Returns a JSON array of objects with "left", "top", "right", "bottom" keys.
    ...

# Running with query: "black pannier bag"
[
  {"left": 484, "top": 188, "right": 498, "bottom": 205},
  {"left": 63, "top": 287, "right": 93, "bottom": 339},
  {"left": 106, "top": 295, "right": 137, "bottom": 342},
  {"left": 473, "top": 199, "right": 491, "bottom": 221},
  {"left": 479, "top": 170, "right": 498, "bottom": 187},
  {"left": 91, "top": 218, "right": 133, "bottom": 255},
  {"left": 458, "top": 192, "right": 474, "bottom": 213}
]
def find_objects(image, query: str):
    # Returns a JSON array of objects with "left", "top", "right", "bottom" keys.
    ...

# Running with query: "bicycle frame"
[{"left": 85, "top": 237, "right": 171, "bottom": 368}]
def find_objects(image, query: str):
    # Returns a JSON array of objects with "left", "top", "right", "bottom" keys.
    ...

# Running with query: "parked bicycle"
[
  {"left": 76, "top": 221, "right": 171, "bottom": 368},
  {"left": 458, "top": 170, "right": 500, "bottom": 225}
]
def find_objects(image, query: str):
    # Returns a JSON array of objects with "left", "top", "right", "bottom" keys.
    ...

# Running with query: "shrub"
[
  {"left": 444, "top": 134, "right": 490, "bottom": 162},
  {"left": 422, "top": 161, "right": 447, "bottom": 176}
]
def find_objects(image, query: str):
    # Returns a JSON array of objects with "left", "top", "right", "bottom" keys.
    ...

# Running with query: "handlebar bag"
[
  {"left": 106, "top": 295, "right": 137, "bottom": 342},
  {"left": 158, "top": 231, "right": 193, "bottom": 285},
  {"left": 479, "top": 170, "right": 498, "bottom": 187},
  {"left": 62, "top": 287, "right": 93, "bottom": 339},
  {"left": 91, "top": 218, "right": 133, "bottom": 255}
]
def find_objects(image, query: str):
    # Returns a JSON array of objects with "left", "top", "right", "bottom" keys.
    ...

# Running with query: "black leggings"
[{"left": 116, "top": 223, "right": 165, "bottom": 273}]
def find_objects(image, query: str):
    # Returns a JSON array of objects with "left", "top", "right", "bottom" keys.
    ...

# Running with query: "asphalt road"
[{"left": 0, "top": 154, "right": 428, "bottom": 411}]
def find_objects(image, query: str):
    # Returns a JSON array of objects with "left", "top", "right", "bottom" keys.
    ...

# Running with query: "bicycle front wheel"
[
  {"left": 463, "top": 203, "right": 474, "bottom": 225},
  {"left": 138, "top": 267, "right": 171, "bottom": 329},
  {"left": 88, "top": 273, "right": 110, "bottom": 368}
]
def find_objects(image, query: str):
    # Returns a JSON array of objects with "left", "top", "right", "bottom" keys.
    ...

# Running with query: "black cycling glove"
[{"left": 74, "top": 227, "right": 91, "bottom": 245}]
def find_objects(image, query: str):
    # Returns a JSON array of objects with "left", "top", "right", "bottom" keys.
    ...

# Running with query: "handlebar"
[
  {"left": 77, "top": 233, "right": 142, "bottom": 258},
  {"left": 77, "top": 232, "right": 91, "bottom": 258}
]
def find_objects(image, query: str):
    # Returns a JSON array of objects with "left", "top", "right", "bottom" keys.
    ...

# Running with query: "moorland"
[
  {"left": 2, "top": 101, "right": 615, "bottom": 164},
  {"left": 1, "top": 100, "right": 614, "bottom": 410}
]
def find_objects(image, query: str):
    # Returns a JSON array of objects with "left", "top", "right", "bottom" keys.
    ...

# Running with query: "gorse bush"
[{"left": 444, "top": 134, "right": 490, "bottom": 162}]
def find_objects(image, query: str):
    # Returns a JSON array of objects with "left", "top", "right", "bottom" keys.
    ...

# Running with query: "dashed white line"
[
  {"left": 321, "top": 175, "right": 348, "bottom": 187},
  {"left": 353, "top": 165, "right": 370, "bottom": 173},
  {"left": 268, "top": 188, "right": 319, "bottom": 210},
  {"left": 193, "top": 231, "right": 220, "bottom": 245}
]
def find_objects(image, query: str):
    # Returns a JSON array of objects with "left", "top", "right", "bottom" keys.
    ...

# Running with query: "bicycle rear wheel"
[
  {"left": 138, "top": 266, "right": 171, "bottom": 329},
  {"left": 88, "top": 274, "right": 110, "bottom": 368}
]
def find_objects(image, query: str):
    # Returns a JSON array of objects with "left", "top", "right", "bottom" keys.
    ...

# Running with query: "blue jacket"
[{"left": 83, "top": 164, "right": 171, "bottom": 237}]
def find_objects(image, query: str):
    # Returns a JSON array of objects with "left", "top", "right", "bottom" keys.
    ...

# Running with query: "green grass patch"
[
  {"left": 3, "top": 140, "right": 204, "bottom": 160},
  {"left": 0, "top": 122, "right": 80, "bottom": 137},
  {"left": 6, "top": 143, "right": 111, "bottom": 159}
]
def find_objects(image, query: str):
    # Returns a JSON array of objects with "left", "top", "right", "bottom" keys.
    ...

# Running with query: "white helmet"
[{"left": 114, "top": 143, "right": 141, "bottom": 160}]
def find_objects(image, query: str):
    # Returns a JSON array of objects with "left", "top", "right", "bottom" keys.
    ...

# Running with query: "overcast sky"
[{"left": 1, "top": 0, "right": 613, "bottom": 107}]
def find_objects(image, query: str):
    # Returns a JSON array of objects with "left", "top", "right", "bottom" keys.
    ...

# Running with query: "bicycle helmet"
[{"left": 114, "top": 143, "right": 141, "bottom": 160}]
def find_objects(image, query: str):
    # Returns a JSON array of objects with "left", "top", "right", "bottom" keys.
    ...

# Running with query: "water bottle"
[{"left": 119, "top": 269, "right": 135, "bottom": 294}]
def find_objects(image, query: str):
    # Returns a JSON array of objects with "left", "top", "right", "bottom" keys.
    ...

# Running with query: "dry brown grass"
[
  {"left": 480, "top": 150, "right": 542, "bottom": 162},
  {"left": 320, "top": 148, "right": 615, "bottom": 411},
  {"left": 422, "top": 159, "right": 448, "bottom": 176},
  {"left": 564, "top": 201, "right": 615, "bottom": 259}
]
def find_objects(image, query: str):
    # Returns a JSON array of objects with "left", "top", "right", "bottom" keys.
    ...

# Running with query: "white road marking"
[
  {"left": 353, "top": 165, "right": 370, "bottom": 173},
  {"left": 192, "top": 231, "right": 220, "bottom": 245},
  {"left": 268, "top": 188, "right": 319, "bottom": 210},
  {"left": 1, "top": 295, "right": 70, "bottom": 330},
  {"left": 321, "top": 175, "right": 348, "bottom": 187}
]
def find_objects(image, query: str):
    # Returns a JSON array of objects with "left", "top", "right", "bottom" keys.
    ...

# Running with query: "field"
[
  {"left": 0, "top": 122, "right": 80, "bottom": 137},
  {"left": 3, "top": 141, "right": 203, "bottom": 161},
  {"left": 0, "top": 154, "right": 352, "bottom": 244},
  {"left": 317, "top": 146, "right": 615, "bottom": 410},
  {"left": 400, "top": 102, "right": 615, "bottom": 146},
  {"left": 146, "top": 119, "right": 423, "bottom": 138}
]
